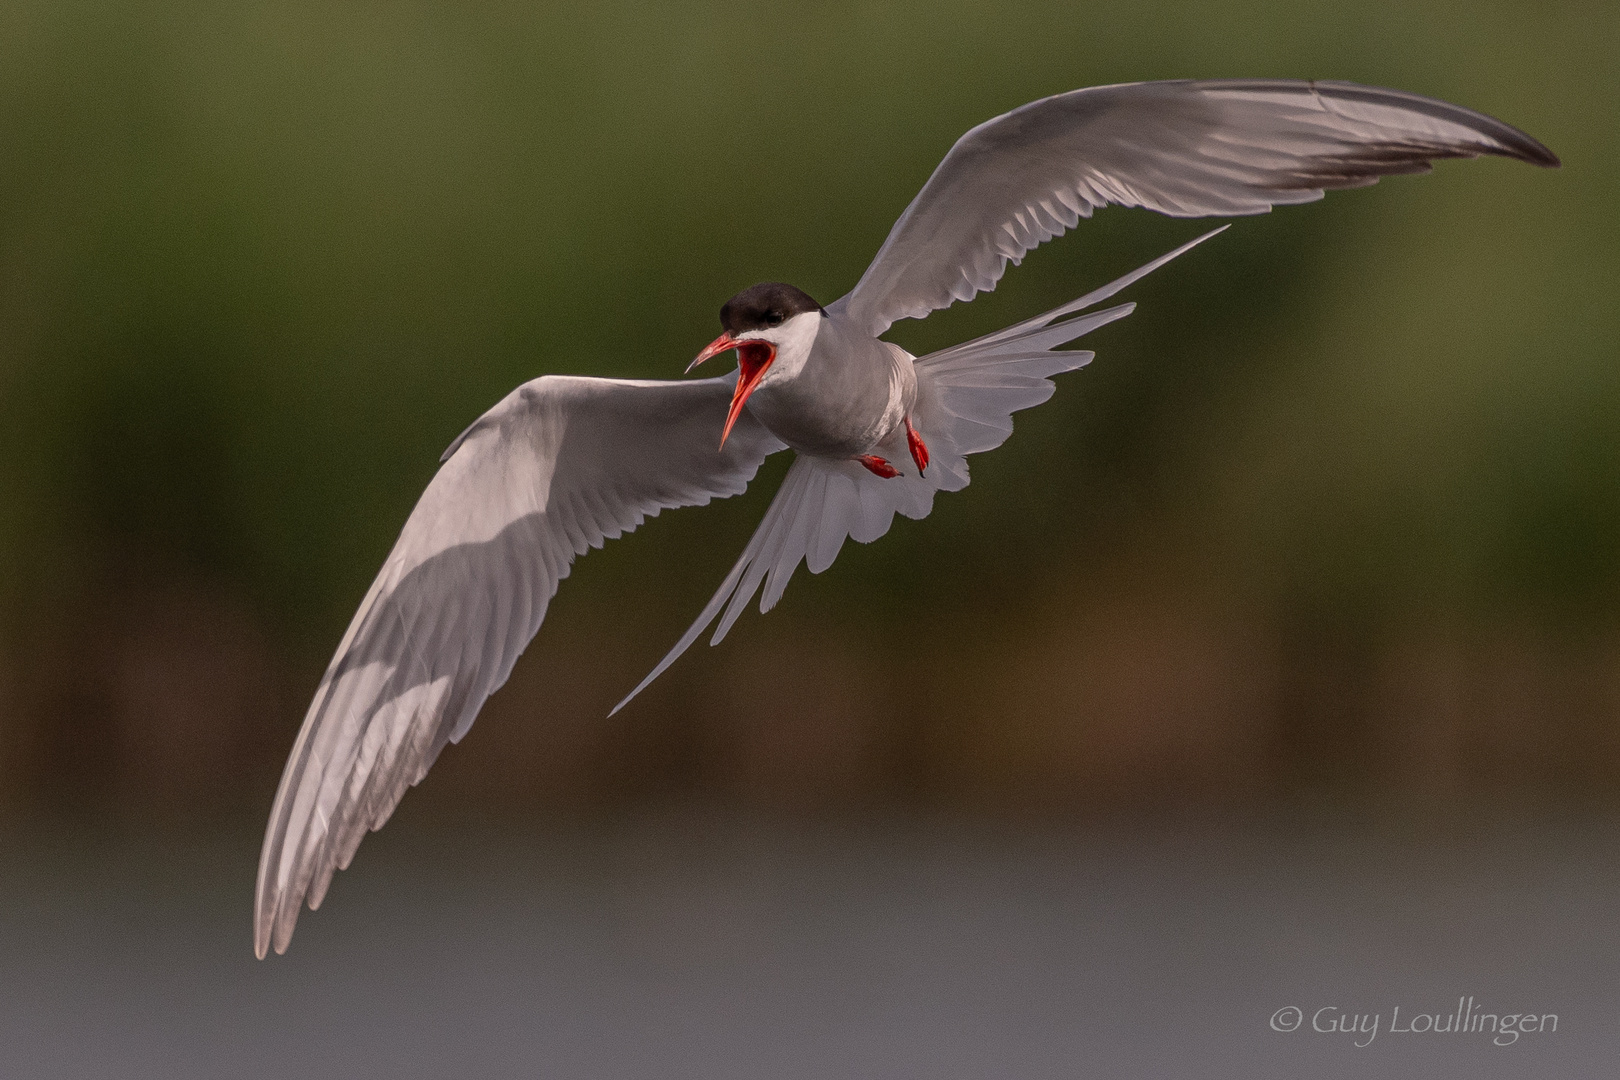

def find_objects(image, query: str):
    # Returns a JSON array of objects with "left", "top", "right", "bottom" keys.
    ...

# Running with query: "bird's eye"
[{"left": 764, "top": 311, "right": 784, "bottom": 327}]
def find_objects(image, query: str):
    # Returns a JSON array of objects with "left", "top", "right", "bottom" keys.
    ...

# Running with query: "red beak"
[{"left": 688, "top": 331, "right": 777, "bottom": 448}]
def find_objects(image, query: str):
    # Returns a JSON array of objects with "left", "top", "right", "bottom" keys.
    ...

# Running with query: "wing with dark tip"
[
  {"left": 255, "top": 374, "right": 784, "bottom": 957},
  {"left": 835, "top": 79, "right": 1558, "bottom": 336}
]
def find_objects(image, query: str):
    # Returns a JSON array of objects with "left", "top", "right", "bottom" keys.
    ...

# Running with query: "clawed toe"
[
  {"left": 857, "top": 454, "right": 900, "bottom": 478},
  {"left": 904, "top": 417, "right": 929, "bottom": 475}
]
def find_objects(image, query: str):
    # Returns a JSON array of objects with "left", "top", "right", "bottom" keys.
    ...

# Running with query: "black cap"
[{"left": 720, "top": 283, "right": 823, "bottom": 334}]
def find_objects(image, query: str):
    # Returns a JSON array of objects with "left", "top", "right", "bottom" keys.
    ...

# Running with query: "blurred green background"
[{"left": 0, "top": 0, "right": 1613, "bottom": 827}]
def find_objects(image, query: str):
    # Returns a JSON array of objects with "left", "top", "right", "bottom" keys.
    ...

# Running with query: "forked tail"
[{"left": 610, "top": 226, "right": 1228, "bottom": 715}]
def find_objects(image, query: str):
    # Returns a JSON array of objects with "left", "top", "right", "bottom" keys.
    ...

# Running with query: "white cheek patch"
[{"left": 751, "top": 311, "right": 821, "bottom": 384}]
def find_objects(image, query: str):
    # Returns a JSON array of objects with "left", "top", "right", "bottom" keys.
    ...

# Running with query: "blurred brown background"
[
  {"left": 0, "top": 0, "right": 1614, "bottom": 826},
  {"left": 2, "top": 4, "right": 1618, "bottom": 1078}
]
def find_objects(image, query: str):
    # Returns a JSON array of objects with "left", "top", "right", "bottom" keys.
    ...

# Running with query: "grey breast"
[{"left": 747, "top": 314, "right": 903, "bottom": 458}]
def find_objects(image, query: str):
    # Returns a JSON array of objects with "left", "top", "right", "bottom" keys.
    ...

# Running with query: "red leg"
[
  {"left": 904, "top": 416, "right": 929, "bottom": 475},
  {"left": 857, "top": 454, "right": 899, "bottom": 479}
]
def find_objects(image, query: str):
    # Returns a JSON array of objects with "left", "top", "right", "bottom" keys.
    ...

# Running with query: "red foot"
[
  {"left": 857, "top": 454, "right": 900, "bottom": 479},
  {"left": 904, "top": 417, "right": 929, "bottom": 475}
]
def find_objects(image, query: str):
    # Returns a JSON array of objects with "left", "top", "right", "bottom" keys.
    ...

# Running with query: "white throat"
[{"left": 739, "top": 310, "right": 822, "bottom": 387}]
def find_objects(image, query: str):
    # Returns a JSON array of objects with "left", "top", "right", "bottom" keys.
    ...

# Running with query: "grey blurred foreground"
[{"left": 3, "top": 813, "right": 1615, "bottom": 1078}]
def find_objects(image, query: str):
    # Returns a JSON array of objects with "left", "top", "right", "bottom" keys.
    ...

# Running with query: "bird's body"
[
  {"left": 254, "top": 79, "right": 1557, "bottom": 957},
  {"left": 745, "top": 310, "right": 916, "bottom": 461}
]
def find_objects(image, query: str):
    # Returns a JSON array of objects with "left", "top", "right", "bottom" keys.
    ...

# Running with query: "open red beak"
[{"left": 688, "top": 331, "right": 776, "bottom": 449}]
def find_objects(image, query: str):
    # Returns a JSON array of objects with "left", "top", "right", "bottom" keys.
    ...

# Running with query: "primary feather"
[{"left": 838, "top": 79, "right": 1556, "bottom": 335}]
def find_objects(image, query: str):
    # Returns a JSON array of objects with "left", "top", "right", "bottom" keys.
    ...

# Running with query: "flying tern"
[{"left": 255, "top": 79, "right": 1556, "bottom": 956}]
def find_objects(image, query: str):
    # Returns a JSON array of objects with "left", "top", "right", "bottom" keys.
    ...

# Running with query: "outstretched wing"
[
  {"left": 611, "top": 230, "right": 1224, "bottom": 716},
  {"left": 835, "top": 79, "right": 1558, "bottom": 336},
  {"left": 255, "top": 374, "right": 784, "bottom": 957}
]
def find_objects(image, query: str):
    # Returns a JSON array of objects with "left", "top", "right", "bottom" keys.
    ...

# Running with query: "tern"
[{"left": 255, "top": 79, "right": 1556, "bottom": 956}]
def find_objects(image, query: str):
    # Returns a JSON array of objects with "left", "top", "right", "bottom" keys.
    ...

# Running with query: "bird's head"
[{"left": 687, "top": 282, "right": 823, "bottom": 448}]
